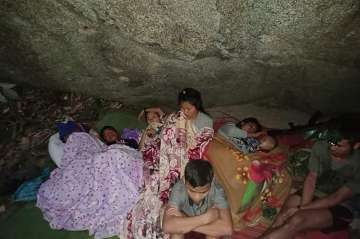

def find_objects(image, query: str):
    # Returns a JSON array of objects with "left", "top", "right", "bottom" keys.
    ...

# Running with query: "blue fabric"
[
  {"left": 13, "top": 168, "right": 50, "bottom": 202},
  {"left": 56, "top": 121, "right": 80, "bottom": 142},
  {"left": 231, "top": 137, "right": 260, "bottom": 154}
]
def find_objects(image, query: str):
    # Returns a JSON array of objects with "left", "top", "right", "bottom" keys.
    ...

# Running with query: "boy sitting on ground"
[{"left": 162, "top": 160, "right": 233, "bottom": 239}]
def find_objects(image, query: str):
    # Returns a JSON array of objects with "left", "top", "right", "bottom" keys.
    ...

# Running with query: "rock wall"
[{"left": 1, "top": 0, "right": 359, "bottom": 112}]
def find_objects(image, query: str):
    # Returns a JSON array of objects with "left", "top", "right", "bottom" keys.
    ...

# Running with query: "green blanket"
[
  {"left": 96, "top": 111, "right": 146, "bottom": 134},
  {"left": 0, "top": 203, "right": 117, "bottom": 239}
]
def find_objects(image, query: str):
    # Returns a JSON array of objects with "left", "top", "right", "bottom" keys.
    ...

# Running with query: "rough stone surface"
[{"left": 0, "top": 0, "right": 359, "bottom": 113}]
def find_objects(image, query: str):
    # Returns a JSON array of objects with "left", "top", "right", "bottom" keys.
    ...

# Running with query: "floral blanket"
[{"left": 123, "top": 112, "right": 213, "bottom": 239}]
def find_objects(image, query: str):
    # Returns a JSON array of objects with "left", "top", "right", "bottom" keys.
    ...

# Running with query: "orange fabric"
[{"left": 204, "top": 135, "right": 292, "bottom": 233}]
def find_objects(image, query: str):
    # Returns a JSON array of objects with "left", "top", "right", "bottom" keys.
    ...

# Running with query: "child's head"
[
  {"left": 184, "top": 160, "right": 214, "bottom": 204},
  {"left": 237, "top": 117, "right": 262, "bottom": 134},
  {"left": 145, "top": 111, "right": 161, "bottom": 125},
  {"left": 100, "top": 126, "right": 119, "bottom": 145},
  {"left": 258, "top": 135, "right": 277, "bottom": 152},
  {"left": 178, "top": 88, "right": 205, "bottom": 120}
]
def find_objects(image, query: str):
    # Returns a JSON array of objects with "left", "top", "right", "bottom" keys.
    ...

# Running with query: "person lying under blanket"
[
  {"left": 38, "top": 131, "right": 144, "bottom": 239},
  {"left": 49, "top": 121, "right": 139, "bottom": 167}
]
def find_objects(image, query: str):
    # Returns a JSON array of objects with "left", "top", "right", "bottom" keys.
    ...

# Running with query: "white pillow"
[{"left": 48, "top": 133, "right": 64, "bottom": 167}]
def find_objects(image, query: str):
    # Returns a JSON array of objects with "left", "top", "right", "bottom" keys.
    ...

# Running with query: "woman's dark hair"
[
  {"left": 177, "top": 88, "right": 206, "bottom": 113},
  {"left": 236, "top": 117, "right": 262, "bottom": 132},
  {"left": 185, "top": 160, "right": 214, "bottom": 187}
]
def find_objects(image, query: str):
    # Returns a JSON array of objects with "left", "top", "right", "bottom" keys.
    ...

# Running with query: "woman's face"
[{"left": 180, "top": 101, "right": 198, "bottom": 120}]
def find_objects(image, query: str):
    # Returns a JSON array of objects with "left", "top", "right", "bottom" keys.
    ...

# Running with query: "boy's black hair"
[
  {"left": 185, "top": 160, "right": 214, "bottom": 187},
  {"left": 332, "top": 127, "right": 360, "bottom": 146},
  {"left": 236, "top": 117, "right": 262, "bottom": 132},
  {"left": 100, "top": 126, "right": 118, "bottom": 145},
  {"left": 178, "top": 88, "right": 206, "bottom": 113}
]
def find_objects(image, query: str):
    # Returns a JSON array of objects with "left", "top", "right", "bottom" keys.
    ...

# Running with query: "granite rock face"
[{"left": 1, "top": 0, "right": 359, "bottom": 112}]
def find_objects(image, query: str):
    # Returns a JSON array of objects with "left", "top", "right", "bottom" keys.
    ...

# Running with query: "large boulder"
[{"left": 0, "top": 0, "right": 359, "bottom": 112}]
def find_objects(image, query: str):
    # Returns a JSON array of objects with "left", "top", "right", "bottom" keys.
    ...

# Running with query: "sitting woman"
[
  {"left": 138, "top": 108, "right": 164, "bottom": 151},
  {"left": 137, "top": 108, "right": 164, "bottom": 185},
  {"left": 123, "top": 87, "right": 214, "bottom": 239},
  {"left": 37, "top": 129, "right": 144, "bottom": 239}
]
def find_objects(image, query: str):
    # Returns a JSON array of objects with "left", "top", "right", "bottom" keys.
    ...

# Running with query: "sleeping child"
[{"left": 218, "top": 117, "right": 276, "bottom": 153}]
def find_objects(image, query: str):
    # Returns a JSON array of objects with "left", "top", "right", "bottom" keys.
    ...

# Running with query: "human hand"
[
  {"left": 203, "top": 208, "right": 219, "bottom": 224},
  {"left": 166, "top": 207, "right": 184, "bottom": 217},
  {"left": 146, "top": 128, "right": 157, "bottom": 138}
]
